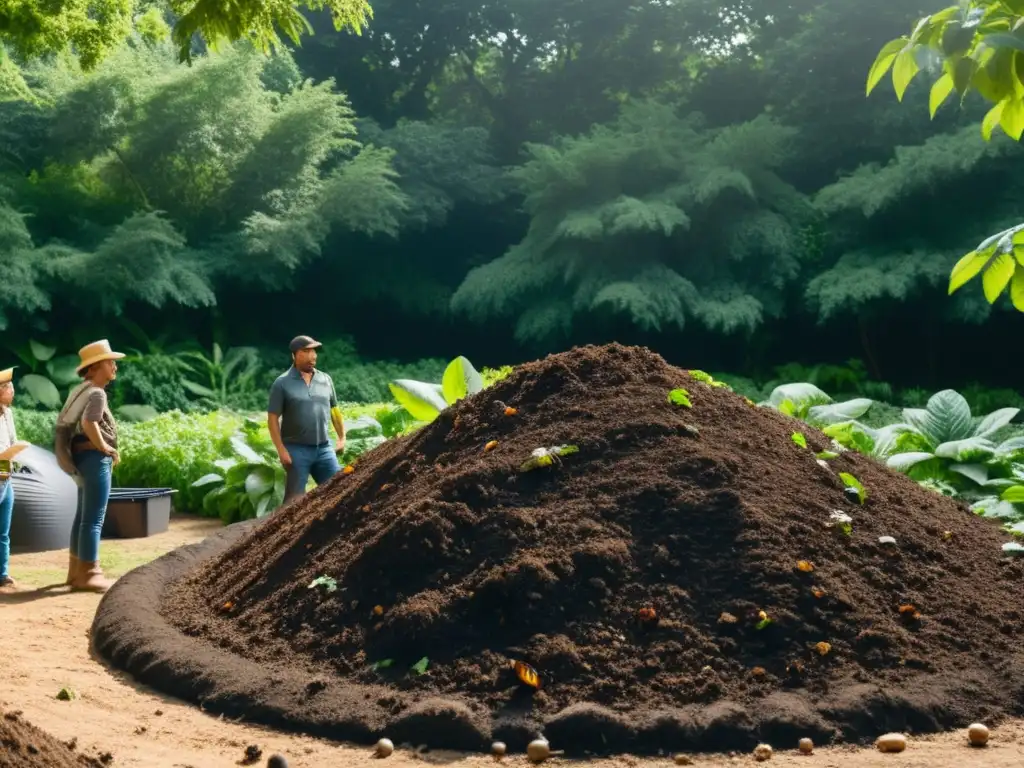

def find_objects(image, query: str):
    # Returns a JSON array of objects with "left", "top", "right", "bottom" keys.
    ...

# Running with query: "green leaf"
[
  {"left": 1011, "top": 265, "right": 1024, "bottom": 311},
  {"left": 229, "top": 434, "right": 264, "bottom": 464},
  {"left": 981, "top": 32, "right": 1024, "bottom": 53},
  {"left": 934, "top": 437, "right": 996, "bottom": 460},
  {"left": 191, "top": 473, "right": 225, "bottom": 488},
  {"left": 29, "top": 340, "right": 56, "bottom": 363},
  {"left": 816, "top": 450, "right": 840, "bottom": 460},
  {"left": 904, "top": 390, "right": 975, "bottom": 443},
  {"left": 839, "top": 471, "right": 867, "bottom": 503},
  {"left": 410, "top": 656, "right": 429, "bottom": 674},
  {"left": 949, "top": 463, "right": 989, "bottom": 485},
  {"left": 1000, "top": 95, "right": 1024, "bottom": 139},
  {"left": 791, "top": 432, "right": 807, "bottom": 449},
  {"left": 440, "top": 356, "right": 483, "bottom": 405},
  {"left": 19, "top": 373, "right": 61, "bottom": 408},
  {"left": 1001, "top": 485, "right": 1024, "bottom": 503},
  {"left": 668, "top": 388, "right": 692, "bottom": 407},
  {"left": 245, "top": 465, "right": 275, "bottom": 506},
  {"left": 806, "top": 398, "right": 874, "bottom": 426},
  {"left": 867, "top": 39, "right": 906, "bottom": 95},
  {"left": 950, "top": 56, "right": 978, "bottom": 96},
  {"left": 929, "top": 72, "right": 954, "bottom": 117},
  {"left": 976, "top": 407, "right": 1021, "bottom": 437},
  {"left": 948, "top": 251, "right": 992, "bottom": 294},
  {"left": 388, "top": 380, "right": 446, "bottom": 422},
  {"left": 892, "top": 48, "right": 921, "bottom": 101},
  {"left": 181, "top": 380, "right": 216, "bottom": 398},
  {"left": 983, "top": 252, "right": 1016, "bottom": 302},
  {"left": 982, "top": 100, "right": 1006, "bottom": 140},
  {"left": 887, "top": 451, "right": 937, "bottom": 471},
  {"left": 46, "top": 355, "right": 82, "bottom": 386},
  {"left": 372, "top": 659, "right": 394, "bottom": 671},
  {"left": 255, "top": 494, "right": 274, "bottom": 518}
]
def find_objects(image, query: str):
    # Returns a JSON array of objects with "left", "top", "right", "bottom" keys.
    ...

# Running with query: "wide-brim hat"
[
  {"left": 0, "top": 366, "right": 14, "bottom": 384},
  {"left": 76, "top": 339, "right": 126, "bottom": 374}
]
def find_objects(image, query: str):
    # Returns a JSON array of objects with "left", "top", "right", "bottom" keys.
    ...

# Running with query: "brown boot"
[
  {"left": 66, "top": 554, "right": 80, "bottom": 586},
  {"left": 71, "top": 562, "right": 114, "bottom": 593}
]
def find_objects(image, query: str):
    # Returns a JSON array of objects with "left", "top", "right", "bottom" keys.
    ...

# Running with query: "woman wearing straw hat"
[
  {"left": 0, "top": 365, "right": 27, "bottom": 594},
  {"left": 57, "top": 340, "right": 126, "bottom": 592}
]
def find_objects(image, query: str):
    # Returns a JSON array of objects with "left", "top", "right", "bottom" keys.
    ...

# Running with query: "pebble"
[
  {"left": 527, "top": 739, "right": 551, "bottom": 763},
  {"left": 878, "top": 536, "right": 897, "bottom": 545},
  {"left": 798, "top": 738, "right": 813, "bottom": 754},
  {"left": 673, "top": 755, "right": 693, "bottom": 766},
  {"left": 491, "top": 742, "right": 507, "bottom": 758},
  {"left": 968, "top": 723, "right": 989, "bottom": 747},
  {"left": 753, "top": 743, "right": 772, "bottom": 761},
  {"left": 375, "top": 738, "right": 394, "bottom": 758},
  {"left": 267, "top": 756, "right": 288, "bottom": 768},
  {"left": 876, "top": 733, "right": 907, "bottom": 753}
]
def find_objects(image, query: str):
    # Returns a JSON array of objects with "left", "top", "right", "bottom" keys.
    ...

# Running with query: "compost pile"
[
  {"left": 0, "top": 709, "right": 108, "bottom": 767},
  {"left": 148, "top": 343, "right": 1024, "bottom": 751}
]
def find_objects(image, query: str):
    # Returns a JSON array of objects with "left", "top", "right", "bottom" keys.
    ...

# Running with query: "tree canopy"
[{"left": 0, "top": 0, "right": 1020, "bottom": 390}]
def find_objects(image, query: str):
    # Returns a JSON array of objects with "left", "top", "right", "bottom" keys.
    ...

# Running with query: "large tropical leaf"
[
  {"left": 886, "top": 451, "right": 937, "bottom": 471},
  {"left": 388, "top": 379, "right": 447, "bottom": 421},
  {"left": 18, "top": 373, "right": 61, "bottom": 408},
  {"left": 975, "top": 407, "right": 1020, "bottom": 437},
  {"left": 765, "top": 382, "right": 831, "bottom": 408},
  {"left": 806, "top": 398, "right": 874, "bottom": 426},
  {"left": 902, "top": 389, "right": 975, "bottom": 444},
  {"left": 441, "top": 356, "right": 483, "bottom": 404}
]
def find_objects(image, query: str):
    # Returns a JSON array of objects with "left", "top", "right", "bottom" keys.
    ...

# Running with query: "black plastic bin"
[{"left": 102, "top": 488, "right": 176, "bottom": 539}]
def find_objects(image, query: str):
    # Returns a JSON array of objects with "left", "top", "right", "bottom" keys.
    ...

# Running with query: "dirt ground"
[{"left": 2, "top": 514, "right": 1023, "bottom": 767}]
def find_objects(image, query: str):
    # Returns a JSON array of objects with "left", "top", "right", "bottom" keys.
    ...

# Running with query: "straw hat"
[
  {"left": 76, "top": 339, "right": 126, "bottom": 374},
  {"left": 0, "top": 366, "right": 14, "bottom": 384}
]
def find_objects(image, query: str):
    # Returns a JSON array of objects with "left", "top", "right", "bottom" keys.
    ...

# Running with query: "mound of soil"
[
  {"left": 92, "top": 343, "right": 1024, "bottom": 755},
  {"left": 0, "top": 709, "right": 108, "bottom": 767}
]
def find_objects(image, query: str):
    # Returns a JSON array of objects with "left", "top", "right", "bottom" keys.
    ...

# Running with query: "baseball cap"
[{"left": 289, "top": 335, "right": 323, "bottom": 353}]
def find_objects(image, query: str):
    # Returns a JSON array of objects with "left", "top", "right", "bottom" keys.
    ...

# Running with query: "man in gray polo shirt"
[{"left": 267, "top": 335, "right": 347, "bottom": 503}]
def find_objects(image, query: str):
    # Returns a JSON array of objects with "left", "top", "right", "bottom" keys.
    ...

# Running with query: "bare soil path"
[{"left": 2, "top": 515, "right": 1022, "bottom": 767}]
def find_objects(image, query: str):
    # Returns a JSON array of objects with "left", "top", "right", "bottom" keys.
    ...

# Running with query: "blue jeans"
[
  {"left": 284, "top": 442, "right": 340, "bottom": 502},
  {"left": 0, "top": 480, "right": 12, "bottom": 579},
  {"left": 71, "top": 450, "right": 112, "bottom": 563}
]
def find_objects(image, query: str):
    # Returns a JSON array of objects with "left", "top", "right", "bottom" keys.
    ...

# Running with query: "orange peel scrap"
[
  {"left": 342, "top": 465, "right": 355, "bottom": 474},
  {"left": 484, "top": 440, "right": 499, "bottom": 452},
  {"left": 509, "top": 659, "right": 540, "bottom": 688}
]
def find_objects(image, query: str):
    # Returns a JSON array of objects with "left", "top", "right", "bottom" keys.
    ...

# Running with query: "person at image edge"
[
  {"left": 267, "top": 335, "right": 346, "bottom": 503},
  {"left": 0, "top": 365, "right": 25, "bottom": 594},
  {"left": 57, "top": 340, "right": 126, "bottom": 593}
]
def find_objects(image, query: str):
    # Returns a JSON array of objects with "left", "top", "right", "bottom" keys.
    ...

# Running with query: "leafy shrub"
[
  {"left": 112, "top": 411, "right": 243, "bottom": 511},
  {"left": 110, "top": 353, "right": 196, "bottom": 413},
  {"left": 11, "top": 409, "right": 57, "bottom": 448}
]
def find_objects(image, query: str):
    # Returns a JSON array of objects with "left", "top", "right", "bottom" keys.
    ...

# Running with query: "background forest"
[{"left": 2, "top": 0, "right": 1023, "bottom": 405}]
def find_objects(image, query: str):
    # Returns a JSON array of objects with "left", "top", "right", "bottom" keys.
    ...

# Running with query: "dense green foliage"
[
  {"left": 866, "top": 1, "right": 1024, "bottom": 312},
  {"left": 0, "top": 0, "right": 370, "bottom": 70},
  {"left": 0, "top": 0, "right": 1022, "bottom": 394}
]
